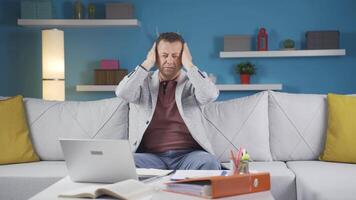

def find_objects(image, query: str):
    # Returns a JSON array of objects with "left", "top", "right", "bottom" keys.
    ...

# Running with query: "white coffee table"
[{"left": 30, "top": 176, "right": 275, "bottom": 200}]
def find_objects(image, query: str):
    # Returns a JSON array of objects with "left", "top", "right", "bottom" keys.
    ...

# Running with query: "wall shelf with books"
[
  {"left": 220, "top": 49, "right": 346, "bottom": 58},
  {"left": 76, "top": 84, "right": 282, "bottom": 92},
  {"left": 17, "top": 19, "right": 140, "bottom": 28}
]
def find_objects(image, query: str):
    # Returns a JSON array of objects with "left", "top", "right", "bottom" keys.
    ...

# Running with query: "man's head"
[{"left": 155, "top": 32, "right": 185, "bottom": 80}]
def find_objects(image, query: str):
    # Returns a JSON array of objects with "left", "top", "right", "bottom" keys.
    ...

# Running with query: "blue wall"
[
  {"left": 0, "top": 0, "right": 19, "bottom": 96},
  {"left": 1, "top": 0, "right": 355, "bottom": 101}
]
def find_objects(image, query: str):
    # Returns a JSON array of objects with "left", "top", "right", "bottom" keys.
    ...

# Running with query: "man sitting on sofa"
[{"left": 115, "top": 32, "right": 220, "bottom": 170}]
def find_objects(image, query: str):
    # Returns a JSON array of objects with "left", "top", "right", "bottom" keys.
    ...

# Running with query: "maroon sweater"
[{"left": 139, "top": 80, "right": 201, "bottom": 153}]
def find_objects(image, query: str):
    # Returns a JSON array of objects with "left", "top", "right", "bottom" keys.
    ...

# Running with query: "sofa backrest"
[
  {"left": 19, "top": 90, "right": 329, "bottom": 162},
  {"left": 24, "top": 97, "right": 129, "bottom": 161},
  {"left": 203, "top": 91, "right": 273, "bottom": 162},
  {"left": 268, "top": 91, "right": 327, "bottom": 161}
]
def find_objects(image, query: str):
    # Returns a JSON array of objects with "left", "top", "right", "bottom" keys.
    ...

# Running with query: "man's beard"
[{"left": 158, "top": 64, "right": 181, "bottom": 80}]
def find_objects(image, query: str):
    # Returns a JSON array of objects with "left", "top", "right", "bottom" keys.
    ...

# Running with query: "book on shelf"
[
  {"left": 58, "top": 179, "right": 154, "bottom": 199},
  {"left": 165, "top": 172, "right": 270, "bottom": 199}
]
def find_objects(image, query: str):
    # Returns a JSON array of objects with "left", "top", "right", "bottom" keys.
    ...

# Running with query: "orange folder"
[{"left": 166, "top": 172, "right": 270, "bottom": 199}]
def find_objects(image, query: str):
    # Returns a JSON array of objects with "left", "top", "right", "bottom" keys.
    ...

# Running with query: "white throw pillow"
[
  {"left": 268, "top": 91, "right": 327, "bottom": 161},
  {"left": 203, "top": 91, "right": 272, "bottom": 162},
  {"left": 24, "top": 97, "right": 129, "bottom": 160}
]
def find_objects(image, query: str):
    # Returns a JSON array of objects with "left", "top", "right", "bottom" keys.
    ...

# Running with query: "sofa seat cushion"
[
  {"left": 222, "top": 161, "right": 296, "bottom": 200},
  {"left": 0, "top": 161, "right": 67, "bottom": 200},
  {"left": 287, "top": 161, "right": 356, "bottom": 200}
]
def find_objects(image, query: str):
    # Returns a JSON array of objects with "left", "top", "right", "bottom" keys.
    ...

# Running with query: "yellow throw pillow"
[
  {"left": 320, "top": 93, "right": 356, "bottom": 163},
  {"left": 0, "top": 95, "right": 39, "bottom": 164}
]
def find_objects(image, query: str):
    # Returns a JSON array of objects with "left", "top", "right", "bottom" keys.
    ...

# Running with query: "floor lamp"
[{"left": 42, "top": 29, "right": 65, "bottom": 101}]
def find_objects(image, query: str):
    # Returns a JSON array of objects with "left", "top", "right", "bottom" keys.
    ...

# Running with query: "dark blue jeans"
[{"left": 134, "top": 150, "right": 221, "bottom": 170}]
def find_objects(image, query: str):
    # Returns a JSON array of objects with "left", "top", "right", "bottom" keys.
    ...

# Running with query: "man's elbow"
[
  {"left": 115, "top": 86, "right": 140, "bottom": 103},
  {"left": 198, "top": 90, "right": 219, "bottom": 105},
  {"left": 208, "top": 90, "right": 219, "bottom": 103},
  {"left": 115, "top": 85, "right": 124, "bottom": 97}
]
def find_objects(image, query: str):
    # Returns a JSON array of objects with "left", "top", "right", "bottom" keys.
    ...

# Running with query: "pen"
[
  {"left": 230, "top": 150, "right": 236, "bottom": 165},
  {"left": 236, "top": 147, "right": 242, "bottom": 167}
]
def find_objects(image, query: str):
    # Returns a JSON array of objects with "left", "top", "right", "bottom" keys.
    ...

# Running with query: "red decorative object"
[
  {"left": 240, "top": 74, "right": 250, "bottom": 84},
  {"left": 100, "top": 59, "right": 120, "bottom": 70},
  {"left": 257, "top": 28, "right": 268, "bottom": 51}
]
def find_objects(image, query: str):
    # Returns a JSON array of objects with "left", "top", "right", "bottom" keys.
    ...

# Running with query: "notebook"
[{"left": 166, "top": 172, "right": 270, "bottom": 198}]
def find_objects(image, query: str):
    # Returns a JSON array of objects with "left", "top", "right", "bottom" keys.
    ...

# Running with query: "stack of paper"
[
  {"left": 136, "top": 168, "right": 174, "bottom": 178},
  {"left": 170, "top": 170, "right": 228, "bottom": 180}
]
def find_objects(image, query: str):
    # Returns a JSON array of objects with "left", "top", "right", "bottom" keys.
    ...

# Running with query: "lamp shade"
[
  {"left": 42, "top": 29, "right": 65, "bottom": 100},
  {"left": 43, "top": 80, "right": 65, "bottom": 101}
]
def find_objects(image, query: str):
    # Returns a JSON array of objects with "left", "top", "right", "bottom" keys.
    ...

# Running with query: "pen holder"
[
  {"left": 237, "top": 160, "right": 249, "bottom": 174},
  {"left": 230, "top": 160, "right": 249, "bottom": 175}
]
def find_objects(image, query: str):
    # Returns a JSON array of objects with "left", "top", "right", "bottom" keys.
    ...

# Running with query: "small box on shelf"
[
  {"left": 224, "top": 35, "right": 252, "bottom": 51},
  {"left": 105, "top": 3, "right": 134, "bottom": 19},
  {"left": 94, "top": 69, "right": 127, "bottom": 85},
  {"left": 306, "top": 30, "right": 340, "bottom": 49},
  {"left": 21, "top": 0, "right": 52, "bottom": 19},
  {"left": 100, "top": 59, "right": 120, "bottom": 70}
]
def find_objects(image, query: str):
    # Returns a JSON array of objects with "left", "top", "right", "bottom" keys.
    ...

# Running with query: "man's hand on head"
[
  {"left": 141, "top": 42, "right": 156, "bottom": 71},
  {"left": 182, "top": 43, "right": 194, "bottom": 70}
]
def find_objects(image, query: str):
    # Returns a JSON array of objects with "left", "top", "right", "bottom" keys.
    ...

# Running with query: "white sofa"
[{"left": 1, "top": 91, "right": 356, "bottom": 200}]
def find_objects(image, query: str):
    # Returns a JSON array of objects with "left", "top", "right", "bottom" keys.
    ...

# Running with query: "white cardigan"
[{"left": 115, "top": 65, "right": 219, "bottom": 154}]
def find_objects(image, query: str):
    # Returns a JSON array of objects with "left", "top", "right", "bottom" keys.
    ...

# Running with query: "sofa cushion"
[
  {"left": 320, "top": 94, "right": 356, "bottom": 163},
  {"left": 269, "top": 91, "right": 327, "bottom": 161},
  {"left": 0, "top": 95, "right": 39, "bottom": 164},
  {"left": 222, "top": 161, "right": 296, "bottom": 200},
  {"left": 0, "top": 161, "right": 67, "bottom": 200},
  {"left": 24, "top": 97, "right": 129, "bottom": 160},
  {"left": 203, "top": 91, "right": 272, "bottom": 162},
  {"left": 287, "top": 161, "right": 356, "bottom": 200}
]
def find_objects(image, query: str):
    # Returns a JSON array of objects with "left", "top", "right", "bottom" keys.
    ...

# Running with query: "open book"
[{"left": 58, "top": 179, "right": 155, "bottom": 199}]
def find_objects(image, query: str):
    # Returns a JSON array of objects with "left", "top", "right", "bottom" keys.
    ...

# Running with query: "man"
[{"left": 115, "top": 32, "right": 220, "bottom": 170}]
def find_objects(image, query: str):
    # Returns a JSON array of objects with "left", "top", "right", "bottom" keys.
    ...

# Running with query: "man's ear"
[{"left": 155, "top": 43, "right": 159, "bottom": 67}]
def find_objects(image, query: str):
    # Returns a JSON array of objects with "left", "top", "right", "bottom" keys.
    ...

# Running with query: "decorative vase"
[
  {"left": 88, "top": 3, "right": 95, "bottom": 19},
  {"left": 74, "top": 0, "right": 83, "bottom": 19},
  {"left": 257, "top": 28, "right": 268, "bottom": 51},
  {"left": 240, "top": 74, "right": 250, "bottom": 84}
]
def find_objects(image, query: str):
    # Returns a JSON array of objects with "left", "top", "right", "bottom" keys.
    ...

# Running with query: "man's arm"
[
  {"left": 115, "top": 43, "right": 156, "bottom": 103},
  {"left": 186, "top": 66, "right": 219, "bottom": 105},
  {"left": 182, "top": 43, "right": 219, "bottom": 105},
  {"left": 115, "top": 65, "right": 149, "bottom": 103}
]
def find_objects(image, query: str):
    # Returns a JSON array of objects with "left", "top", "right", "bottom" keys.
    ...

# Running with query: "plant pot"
[{"left": 240, "top": 74, "right": 250, "bottom": 84}]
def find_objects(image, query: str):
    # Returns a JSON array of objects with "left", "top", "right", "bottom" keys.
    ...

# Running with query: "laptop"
[{"left": 59, "top": 139, "right": 138, "bottom": 183}]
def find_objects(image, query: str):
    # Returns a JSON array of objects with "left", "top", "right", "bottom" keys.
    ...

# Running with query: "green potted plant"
[
  {"left": 282, "top": 39, "right": 295, "bottom": 50},
  {"left": 235, "top": 62, "right": 256, "bottom": 84}
]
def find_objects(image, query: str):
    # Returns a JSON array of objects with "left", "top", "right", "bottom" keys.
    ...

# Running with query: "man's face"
[{"left": 156, "top": 40, "right": 183, "bottom": 80}]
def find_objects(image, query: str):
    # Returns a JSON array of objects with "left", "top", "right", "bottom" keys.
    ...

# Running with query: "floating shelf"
[
  {"left": 77, "top": 85, "right": 117, "bottom": 92},
  {"left": 17, "top": 19, "right": 140, "bottom": 28},
  {"left": 76, "top": 84, "right": 282, "bottom": 92},
  {"left": 217, "top": 84, "right": 282, "bottom": 91},
  {"left": 220, "top": 49, "right": 346, "bottom": 58}
]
